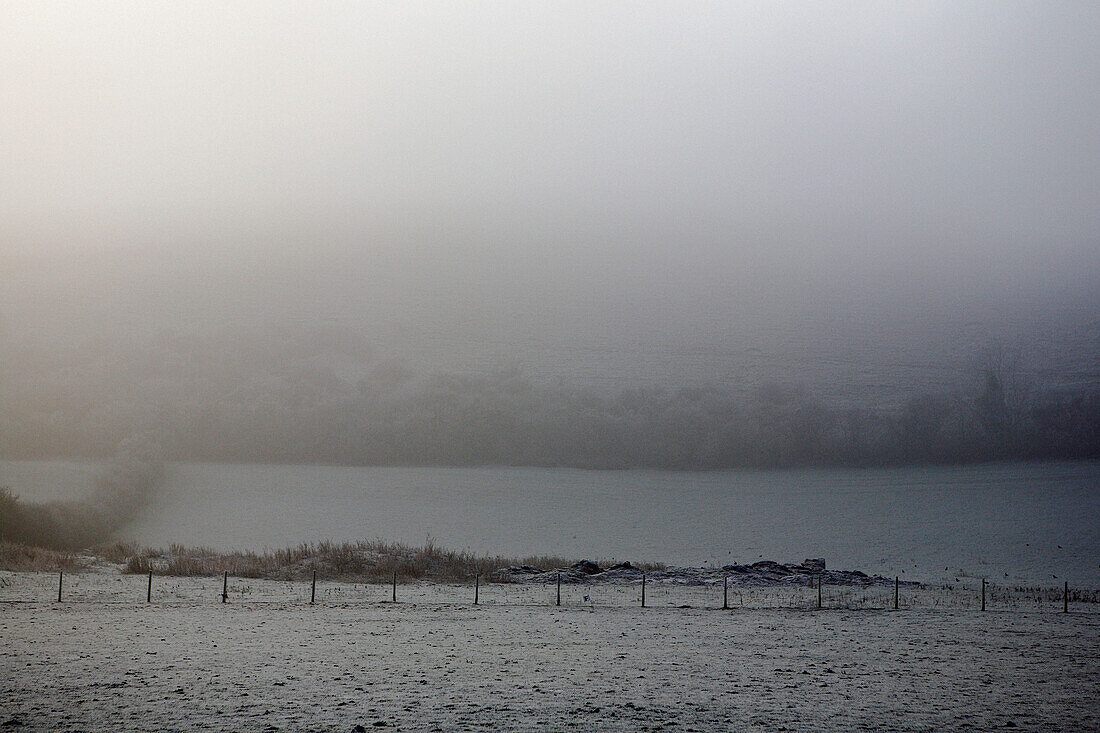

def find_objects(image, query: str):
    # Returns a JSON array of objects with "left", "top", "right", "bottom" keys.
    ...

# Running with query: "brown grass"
[
  {"left": 0, "top": 540, "right": 91, "bottom": 572},
  {"left": 95, "top": 541, "right": 143, "bottom": 564},
  {"left": 108, "top": 538, "right": 663, "bottom": 582},
  {"left": 1, "top": 535, "right": 664, "bottom": 581}
]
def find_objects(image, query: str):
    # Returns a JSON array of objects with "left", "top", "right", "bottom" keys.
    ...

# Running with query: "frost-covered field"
[{"left": 2, "top": 572, "right": 1098, "bottom": 732}]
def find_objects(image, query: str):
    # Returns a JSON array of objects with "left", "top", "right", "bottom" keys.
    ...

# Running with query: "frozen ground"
[
  {"left": 490, "top": 558, "right": 906, "bottom": 586},
  {"left": 2, "top": 572, "right": 1098, "bottom": 732}
]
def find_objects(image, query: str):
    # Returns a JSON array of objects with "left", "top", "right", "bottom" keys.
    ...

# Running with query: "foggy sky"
[{"left": 3, "top": 2, "right": 1099, "bottom": 395}]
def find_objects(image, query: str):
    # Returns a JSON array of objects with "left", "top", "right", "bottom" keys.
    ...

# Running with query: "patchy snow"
[{"left": 1, "top": 572, "right": 1097, "bottom": 731}]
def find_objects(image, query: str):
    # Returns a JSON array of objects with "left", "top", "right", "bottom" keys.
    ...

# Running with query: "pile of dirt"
[{"left": 492, "top": 558, "right": 910, "bottom": 587}]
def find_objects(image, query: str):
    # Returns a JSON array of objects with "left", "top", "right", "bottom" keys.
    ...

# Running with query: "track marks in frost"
[{"left": 2, "top": 587, "right": 1098, "bottom": 731}]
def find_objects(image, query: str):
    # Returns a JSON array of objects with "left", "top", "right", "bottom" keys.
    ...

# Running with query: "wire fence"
[{"left": 3, "top": 570, "right": 1097, "bottom": 614}]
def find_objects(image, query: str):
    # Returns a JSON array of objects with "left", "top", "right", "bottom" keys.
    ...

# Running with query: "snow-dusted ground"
[
  {"left": 2, "top": 571, "right": 1098, "bottom": 732},
  {"left": 490, "top": 558, "right": 907, "bottom": 587}
]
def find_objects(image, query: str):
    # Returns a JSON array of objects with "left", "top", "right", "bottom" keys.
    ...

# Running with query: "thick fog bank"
[
  {"left": 1, "top": 327, "right": 1096, "bottom": 470},
  {"left": 3, "top": 3, "right": 1098, "bottom": 470}
]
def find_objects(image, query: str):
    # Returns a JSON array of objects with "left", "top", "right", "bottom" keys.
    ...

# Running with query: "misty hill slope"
[{"left": 1, "top": 329, "right": 1098, "bottom": 469}]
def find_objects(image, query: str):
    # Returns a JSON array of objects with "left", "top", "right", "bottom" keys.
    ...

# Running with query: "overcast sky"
[{"left": 2, "top": 1, "right": 1098, "bottom": 390}]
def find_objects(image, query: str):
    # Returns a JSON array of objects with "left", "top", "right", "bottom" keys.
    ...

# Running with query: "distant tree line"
[{"left": 0, "top": 331, "right": 1097, "bottom": 469}]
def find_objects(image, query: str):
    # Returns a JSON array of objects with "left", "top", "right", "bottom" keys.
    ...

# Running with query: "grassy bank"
[
  {"left": 0, "top": 540, "right": 94, "bottom": 572},
  {"left": 0, "top": 538, "right": 664, "bottom": 582}
]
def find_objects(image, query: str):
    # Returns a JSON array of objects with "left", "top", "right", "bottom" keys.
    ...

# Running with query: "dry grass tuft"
[
  {"left": 0, "top": 540, "right": 90, "bottom": 572},
  {"left": 0, "top": 535, "right": 664, "bottom": 582},
  {"left": 108, "top": 539, "right": 663, "bottom": 583},
  {"left": 95, "top": 541, "right": 143, "bottom": 564}
]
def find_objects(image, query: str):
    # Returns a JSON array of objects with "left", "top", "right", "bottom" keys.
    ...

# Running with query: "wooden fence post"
[
  {"left": 392, "top": 570, "right": 397, "bottom": 602},
  {"left": 311, "top": 570, "right": 316, "bottom": 604},
  {"left": 556, "top": 571, "right": 561, "bottom": 607},
  {"left": 474, "top": 574, "right": 479, "bottom": 605},
  {"left": 57, "top": 571, "right": 63, "bottom": 603},
  {"left": 723, "top": 575, "right": 728, "bottom": 610},
  {"left": 147, "top": 571, "right": 153, "bottom": 603},
  {"left": 641, "top": 573, "right": 646, "bottom": 608},
  {"left": 222, "top": 571, "right": 228, "bottom": 603}
]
